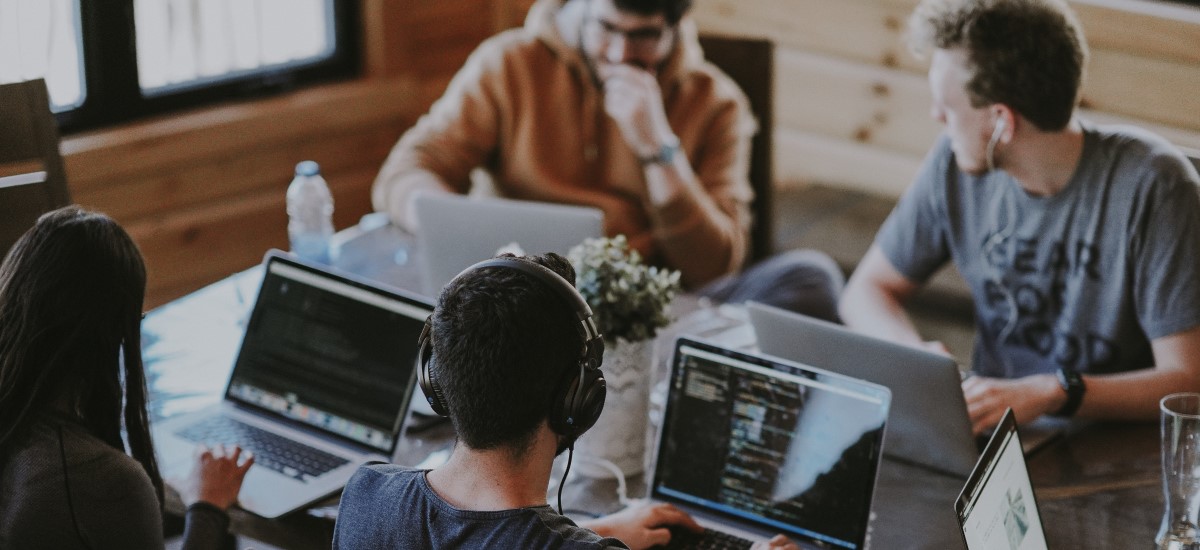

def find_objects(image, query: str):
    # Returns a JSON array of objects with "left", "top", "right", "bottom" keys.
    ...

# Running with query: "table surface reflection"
[{"left": 144, "top": 219, "right": 1163, "bottom": 549}]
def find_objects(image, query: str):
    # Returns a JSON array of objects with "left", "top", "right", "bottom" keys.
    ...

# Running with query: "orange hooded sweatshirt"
[{"left": 371, "top": 0, "right": 756, "bottom": 288}]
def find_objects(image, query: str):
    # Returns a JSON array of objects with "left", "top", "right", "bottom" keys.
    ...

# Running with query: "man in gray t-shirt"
[{"left": 841, "top": 0, "right": 1200, "bottom": 435}]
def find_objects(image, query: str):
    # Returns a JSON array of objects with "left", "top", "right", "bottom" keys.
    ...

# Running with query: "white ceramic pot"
[{"left": 572, "top": 337, "right": 654, "bottom": 479}]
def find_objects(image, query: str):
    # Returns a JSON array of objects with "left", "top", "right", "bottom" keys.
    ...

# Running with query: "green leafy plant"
[{"left": 568, "top": 235, "right": 682, "bottom": 343}]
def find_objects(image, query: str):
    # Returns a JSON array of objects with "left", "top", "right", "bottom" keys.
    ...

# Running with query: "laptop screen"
[
  {"left": 652, "top": 339, "right": 890, "bottom": 549},
  {"left": 955, "top": 409, "right": 1048, "bottom": 550},
  {"left": 225, "top": 254, "right": 432, "bottom": 454}
]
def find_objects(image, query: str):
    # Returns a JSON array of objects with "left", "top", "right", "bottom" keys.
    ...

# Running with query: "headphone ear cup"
[
  {"left": 417, "top": 317, "right": 450, "bottom": 417},
  {"left": 570, "top": 366, "right": 606, "bottom": 435},
  {"left": 549, "top": 361, "right": 607, "bottom": 438}
]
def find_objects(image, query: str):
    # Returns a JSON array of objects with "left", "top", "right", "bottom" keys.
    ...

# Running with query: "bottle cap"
[{"left": 295, "top": 160, "right": 320, "bottom": 177}]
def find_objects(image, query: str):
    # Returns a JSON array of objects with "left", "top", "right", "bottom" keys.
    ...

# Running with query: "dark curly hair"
[
  {"left": 908, "top": 0, "right": 1088, "bottom": 131},
  {"left": 614, "top": 0, "right": 694, "bottom": 25}
]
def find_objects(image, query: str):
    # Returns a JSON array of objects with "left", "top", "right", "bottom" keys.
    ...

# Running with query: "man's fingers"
[
  {"left": 653, "top": 505, "right": 702, "bottom": 532},
  {"left": 238, "top": 452, "right": 255, "bottom": 473},
  {"left": 644, "top": 527, "right": 672, "bottom": 547}
]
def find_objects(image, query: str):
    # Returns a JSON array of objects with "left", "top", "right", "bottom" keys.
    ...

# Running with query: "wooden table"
[{"left": 145, "top": 219, "right": 1165, "bottom": 549}]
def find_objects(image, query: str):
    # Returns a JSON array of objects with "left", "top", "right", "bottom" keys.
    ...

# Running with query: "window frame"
[{"left": 58, "top": 0, "right": 360, "bottom": 133}]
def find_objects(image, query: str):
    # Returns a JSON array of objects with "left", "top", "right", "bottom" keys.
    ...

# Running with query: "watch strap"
[
  {"left": 1054, "top": 368, "right": 1085, "bottom": 417},
  {"left": 639, "top": 139, "right": 679, "bottom": 166}
]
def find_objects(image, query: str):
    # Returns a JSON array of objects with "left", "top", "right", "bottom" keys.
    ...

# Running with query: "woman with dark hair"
[{"left": 0, "top": 206, "right": 253, "bottom": 549}]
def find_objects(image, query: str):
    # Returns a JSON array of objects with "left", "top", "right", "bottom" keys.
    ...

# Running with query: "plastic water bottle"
[{"left": 286, "top": 160, "right": 334, "bottom": 263}]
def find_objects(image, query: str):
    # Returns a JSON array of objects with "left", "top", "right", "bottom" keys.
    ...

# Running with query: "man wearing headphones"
[
  {"left": 332, "top": 253, "right": 798, "bottom": 549},
  {"left": 840, "top": 0, "right": 1200, "bottom": 435}
]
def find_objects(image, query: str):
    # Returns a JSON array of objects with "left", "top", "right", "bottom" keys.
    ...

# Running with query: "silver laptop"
[
  {"left": 413, "top": 193, "right": 602, "bottom": 297},
  {"left": 955, "top": 408, "right": 1049, "bottom": 550},
  {"left": 153, "top": 250, "right": 433, "bottom": 518},
  {"left": 747, "top": 301, "right": 979, "bottom": 478},
  {"left": 648, "top": 338, "right": 890, "bottom": 549}
]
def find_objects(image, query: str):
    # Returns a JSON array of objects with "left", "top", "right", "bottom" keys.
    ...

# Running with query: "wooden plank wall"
[
  {"left": 62, "top": 79, "right": 421, "bottom": 307},
  {"left": 52, "top": 0, "right": 1199, "bottom": 306},
  {"left": 380, "top": 0, "right": 1200, "bottom": 198},
  {"left": 691, "top": 0, "right": 1200, "bottom": 196},
  {"left": 54, "top": 0, "right": 530, "bottom": 307}
]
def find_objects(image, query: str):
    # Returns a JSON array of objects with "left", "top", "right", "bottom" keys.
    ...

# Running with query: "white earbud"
[
  {"left": 986, "top": 116, "right": 1007, "bottom": 172},
  {"left": 991, "top": 117, "right": 1007, "bottom": 143}
]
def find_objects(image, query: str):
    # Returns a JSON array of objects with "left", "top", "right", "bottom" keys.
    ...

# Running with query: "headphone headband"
[{"left": 464, "top": 257, "right": 602, "bottom": 347}]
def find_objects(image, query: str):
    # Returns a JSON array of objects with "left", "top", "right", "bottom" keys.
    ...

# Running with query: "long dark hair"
[{"left": 0, "top": 206, "right": 162, "bottom": 504}]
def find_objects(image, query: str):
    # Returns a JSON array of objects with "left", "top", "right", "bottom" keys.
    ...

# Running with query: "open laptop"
[
  {"left": 152, "top": 250, "right": 433, "bottom": 518},
  {"left": 413, "top": 193, "right": 602, "bottom": 297},
  {"left": 747, "top": 301, "right": 978, "bottom": 478},
  {"left": 955, "top": 408, "right": 1049, "bottom": 550},
  {"left": 747, "top": 302, "right": 1064, "bottom": 478},
  {"left": 648, "top": 338, "right": 890, "bottom": 549}
]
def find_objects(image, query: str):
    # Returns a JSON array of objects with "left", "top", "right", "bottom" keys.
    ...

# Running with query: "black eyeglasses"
[{"left": 588, "top": 17, "right": 671, "bottom": 49}]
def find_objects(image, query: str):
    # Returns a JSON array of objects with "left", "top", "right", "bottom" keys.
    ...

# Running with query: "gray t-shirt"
[
  {"left": 877, "top": 122, "right": 1200, "bottom": 378},
  {"left": 334, "top": 463, "right": 629, "bottom": 549}
]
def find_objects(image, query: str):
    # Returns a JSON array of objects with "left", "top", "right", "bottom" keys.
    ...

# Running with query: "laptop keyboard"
[
  {"left": 176, "top": 416, "right": 350, "bottom": 482},
  {"left": 661, "top": 527, "right": 755, "bottom": 550}
]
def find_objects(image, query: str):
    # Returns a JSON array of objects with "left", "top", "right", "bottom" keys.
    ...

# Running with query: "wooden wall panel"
[
  {"left": 52, "top": 0, "right": 1200, "bottom": 305},
  {"left": 71, "top": 125, "right": 398, "bottom": 223},
  {"left": 776, "top": 128, "right": 923, "bottom": 198},
  {"left": 693, "top": 0, "right": 926, "bottom": 72},
  {"left": 694, "top": 0, "right": 1200, "bottom": 196},
  {"left": 62, "top": 78, "right": 420, "bottom": 307},
  {"left": 1061, "top": 0, "right": 1200, "bottom": 64},
  {"left": 129, "top": 164, "right": 377, "bottom": 307},
  {"left": 775, "top": 48, "right": 939, "bottom": 158},
  {"left": 1084, "top": 49, "right": 1200, "bottom": 131}
]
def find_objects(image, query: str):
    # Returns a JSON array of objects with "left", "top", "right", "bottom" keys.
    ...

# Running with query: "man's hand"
[
  {"left": 581, "top": 502, "right": 701, "bottom": 549},
  {"left": 962, "top": 374, "right": 1064, "bottom": 435},
  {"left": 598, "top": 63, "right": 674, "bottom": 159},
  {"left": 182, "top": 444, "right": 255, "bottom": 510},
  {"left": 752, "top": 534, "right": 801, "bottom": 549}
]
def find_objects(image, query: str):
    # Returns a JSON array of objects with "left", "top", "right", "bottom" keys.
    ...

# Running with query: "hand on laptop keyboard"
[
  {"left": 658, "top": 527, "right": 753, "bottom": 549},
  {"left": 654, "top": 528, "right": 801, "bottom": 550},
  {"left": 750, "top": 535, "right": 800, "bottom": 550},
  {"left": 177, "top": 416, "right": 349, "bottom": 482},
  {"left": 579, "top": 502, "right": 702, "bottom": 549},
  {"left": 179, "top": 444, "right": 255, "bottom": 510}
]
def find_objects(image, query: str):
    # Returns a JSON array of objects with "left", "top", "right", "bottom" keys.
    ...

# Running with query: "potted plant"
[{"left": 567, "top": 235, "right": 681, "bottom": 477}]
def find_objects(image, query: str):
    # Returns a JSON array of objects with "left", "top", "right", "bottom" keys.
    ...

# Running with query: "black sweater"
[{"left": 0, "top": 415, "right": 228, "bottom": 550}]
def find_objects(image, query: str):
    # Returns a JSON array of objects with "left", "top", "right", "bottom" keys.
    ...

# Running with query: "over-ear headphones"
[{"left": 417, "top": 256, "right": 607, "bottom": 441}]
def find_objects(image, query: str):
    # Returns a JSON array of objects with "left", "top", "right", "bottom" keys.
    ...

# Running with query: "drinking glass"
[{"left": 1158, "top": 392, "right": 1200, "bottom": 550}]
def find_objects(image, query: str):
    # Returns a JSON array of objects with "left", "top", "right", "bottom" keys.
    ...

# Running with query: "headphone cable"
[{"left": 558, "top": 444, "right": 574, "bottom": 516}]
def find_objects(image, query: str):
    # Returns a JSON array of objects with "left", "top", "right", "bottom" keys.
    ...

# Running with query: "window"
[
  {"left": 0, "top": 0, "right": 359, "bottom": 133},
  {"left": 0, "top": 0, "right": 85, "bottom": 110}
]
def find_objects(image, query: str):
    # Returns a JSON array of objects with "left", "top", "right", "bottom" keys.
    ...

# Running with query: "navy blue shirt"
[{"left": 333, "top": 464, "right": 629, "bottom": 549}]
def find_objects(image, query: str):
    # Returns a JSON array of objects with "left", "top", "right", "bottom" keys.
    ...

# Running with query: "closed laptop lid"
[
  {"left": 413, "top": 193, "right": 603, "bottom": 297},
  {"left": 651, "top": 337, "right": 891, "bottom": 549},
  {"left": 224, "top": 250, "right": 433, "bottom": 455},
  {"left": 747, "top": 300, "right": 978, "bottom": 477},
  {"left": 955, "top": 408, "right": 1049, "bottom": 550}
]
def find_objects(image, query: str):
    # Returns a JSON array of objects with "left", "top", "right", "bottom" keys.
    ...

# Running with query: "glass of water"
[{"left": 1158, "top": 392, "right": 1200, "bottom": 550}]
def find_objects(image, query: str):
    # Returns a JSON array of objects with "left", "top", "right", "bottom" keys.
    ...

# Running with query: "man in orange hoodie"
[{"left": 373, "top": 0, "right": 842, "bottom": 319}]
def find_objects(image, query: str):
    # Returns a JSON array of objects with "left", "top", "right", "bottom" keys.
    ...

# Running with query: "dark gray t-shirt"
[
  {"left": 333, "top": 463, "right": 629, "bottom": 549},
  {"left": 877, "top": 122, "right": 1200, "bottom": 378}
]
